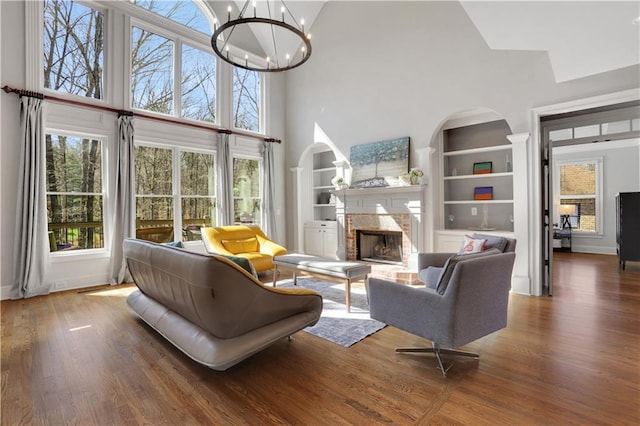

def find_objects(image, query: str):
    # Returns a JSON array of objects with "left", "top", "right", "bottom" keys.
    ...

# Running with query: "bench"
[{"left": 272, "top": 254, "right": 371, "bottom": 312}]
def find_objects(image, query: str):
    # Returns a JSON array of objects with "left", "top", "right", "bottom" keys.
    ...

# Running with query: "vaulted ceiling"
[{"left": 208, "top": 1, "right": 640, "bottom": 83}]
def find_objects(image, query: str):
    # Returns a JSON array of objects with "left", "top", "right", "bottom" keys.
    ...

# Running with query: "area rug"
[{"left": 276, "top": 277, "right": 386, "bottom": 347}]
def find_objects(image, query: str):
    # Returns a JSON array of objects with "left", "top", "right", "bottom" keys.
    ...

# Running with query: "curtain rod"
[{"left": 1, "top": 85, "right": 281, "bottom": 144}]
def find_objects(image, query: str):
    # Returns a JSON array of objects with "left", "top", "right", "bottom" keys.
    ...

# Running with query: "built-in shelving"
[
  {"left": 440, "top": 119, "right": 514, "bottom": 232},
  {"left": 312, "top": 150, "right": 337, "bottom": 221}
]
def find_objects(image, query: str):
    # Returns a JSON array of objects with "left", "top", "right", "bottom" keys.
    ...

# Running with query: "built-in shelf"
[
  {"left": 313, "top": 203, "right": 336, "bottom": 207},
  {"left": 444, "top": 199, "right": 514, "bottom": 205},
  {"left": 313, "top": 167, "right": 336, "bottom": 173},
  {"left": 442, "top": 144, "right": 511, "bottom": 157},
  {"left": 444, "top": 172, "right": 513, "bottom": 181},
  {"left": 313, "top": 185, "right": 334, "bottom": 190}
]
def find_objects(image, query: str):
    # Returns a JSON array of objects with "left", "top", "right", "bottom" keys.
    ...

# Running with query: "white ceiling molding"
[{"left": 460, "top": 1, "right": 640, "bottom": 82}]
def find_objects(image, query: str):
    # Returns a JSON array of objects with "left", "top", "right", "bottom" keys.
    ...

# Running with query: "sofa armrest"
[
  {"left": 418, "top": 252, "right": 455, "bottom": 271},
  {"left": 257, "top": 235, "right": 287, "bottom": 257}
]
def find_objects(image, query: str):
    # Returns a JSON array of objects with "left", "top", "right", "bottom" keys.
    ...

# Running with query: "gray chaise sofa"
[{"left": 123, "top": 238, "right": 323, "bottom": 371}]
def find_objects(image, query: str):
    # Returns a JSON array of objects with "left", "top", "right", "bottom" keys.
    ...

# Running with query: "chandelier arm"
[
  {"left": 281, "top": 1, "right": 302, "bottom": 31},
  {"left": 266, "top": 1, "right": 280, "bottom": 69}
]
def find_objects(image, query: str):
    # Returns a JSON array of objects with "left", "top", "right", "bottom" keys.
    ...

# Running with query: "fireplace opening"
[{"left": 356, "top": 230, "right": 403, "bottom": 265}]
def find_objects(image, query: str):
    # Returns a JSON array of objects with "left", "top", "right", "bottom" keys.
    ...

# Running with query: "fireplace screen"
[{"left": 356, "top": 230, "right": 403, "bottom": 264}]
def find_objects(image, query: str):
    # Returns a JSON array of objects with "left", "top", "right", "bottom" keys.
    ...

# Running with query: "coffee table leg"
[
  {"left": 345, "top": 279, "right": 351, "bottom": 313},
  {"left": 272, "top": 265, "right": 279, "bottom": 286}
]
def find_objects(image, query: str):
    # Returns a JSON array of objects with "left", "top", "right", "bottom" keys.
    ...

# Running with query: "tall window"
[
  {"left": 233, "top": 68, "right": 261, "bottom": 132},
  {"left": 556, "top": 159, "right": 602, "bottom": 233},
  {"left": 46, "top": 133, "right": 104, "bottom": 251},
  {"left": 130, "top": 1, "right": 217, "bottom": 122},
  {"left": 43, "top": 0, "right": 104, "bottom": 99},
  {"left": 233, "top": 157, "right": 261, "bottom": 225},
  {"left": 135, "top": 145, "right": 216, "bottom": 242}
]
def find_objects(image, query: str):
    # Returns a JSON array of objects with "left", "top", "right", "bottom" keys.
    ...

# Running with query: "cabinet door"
[
  {"left": 322, "top": 228, "right": 338, "bottom": 259},
  {"left": 304, "top": 226, "right": 323, "bottom": 256}
]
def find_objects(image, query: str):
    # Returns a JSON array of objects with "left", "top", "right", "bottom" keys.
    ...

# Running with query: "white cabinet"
[
  {"left": 441, "top": 120, "right": 514, "bottom": 232},
  {"left": 304, "top": 221, "right": 337, "bottom": 259}
]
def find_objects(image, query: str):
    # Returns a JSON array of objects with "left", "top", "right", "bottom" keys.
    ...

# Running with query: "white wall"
[
  {"left": 0, "top": 1, "right": 287, "bottom": 298},
  {"left": 553, "top": 139, "right": 640, "bottom": 254},
  {"left": 283, "top": 1, "right": 640, "bottom": 293}
]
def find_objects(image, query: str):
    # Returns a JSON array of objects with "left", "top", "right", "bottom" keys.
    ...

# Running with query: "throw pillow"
[
  {"left": 221, "top": 237, "right": 259, "bottom": 254},
  {"left": 217, "top": 254, "right": 258, "bottom": 278},
  {"left": 419, "top": 266, "right": 443, "bottom": 289},
  {"left": 436, "top": 248, "right": 501, "bottom": 295},
  {"left": 471, "top": 233, "right": 508, "bottom": 252},
  {"left": 457, "top": 235, "right": 487, "bottom": 254},
  {"left": 163, "top": 241, "right": 184, "bottom": 248}
]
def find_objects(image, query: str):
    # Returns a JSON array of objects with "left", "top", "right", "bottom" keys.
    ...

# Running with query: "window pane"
[
  {"left": 133, "top": 0, "right": 212, "bottom": 35},
  {"left": 234, "top": 199, "right": 260, "bottom": 225},
  {"left": 44, "top": 0, "right": 104, "bottom": 98},
  {"left": 136, "top": 197, "right": 174, "bottom": 243},
  {"left": 233, "top": 68, "right": 261, "bottom": 132},
  {"left": 180, "top": 151, "right": 215, "bottom": 195},
  {"left": 560, "top": 163, "right": 595, "bottom": 196},
  {"left": 549, "top": 128, "right": 572, "bottom": 142},
  {"left": 131, "top": 27, "right": 174, "bottom": 114},
  {"left": 233, "top": 158, "right": 260, "bottom": 225},
  {"left": 602, "top": 120, "right": 631, "bottom": 135},
  {"left": 46, "top": 134, "right": 102, "bottom": 192},
  {"left": 560, "top": 198, "right": 596, "bottom": 232},
  {"left": 182, "top": 198, "right": 216, "bottom": 240},
  {"left": 135, "top": 146, "right": 172, "bottom": 195},
  {"left": 573, "top": 124, "right": 600, "bottom": 139},
  {"left": 47, "top": 195, "right": 104, "bottom": 250},
  {"left": 181, "top": 45, "right": 216, "bottom": 122},
  {"left": 45, "top": 133, "right": 104, "bottom": 251}
]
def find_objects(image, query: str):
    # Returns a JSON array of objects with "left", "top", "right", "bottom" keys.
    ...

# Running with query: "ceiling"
[
  {"left": 459, "top": 1, "right": 640, "bottom": 82},
  {"left": 211, "top": 1, "right": 640, "bottom": 82}
]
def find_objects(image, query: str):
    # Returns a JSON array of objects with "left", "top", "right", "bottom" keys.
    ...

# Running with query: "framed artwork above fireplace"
[{"left": 349, "top": 137, "right": 410, "bottom": 188}]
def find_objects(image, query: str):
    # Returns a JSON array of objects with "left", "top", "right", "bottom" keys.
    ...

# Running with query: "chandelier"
[{"left": 211, "top": 1, "right": 312, "bottom": 72}]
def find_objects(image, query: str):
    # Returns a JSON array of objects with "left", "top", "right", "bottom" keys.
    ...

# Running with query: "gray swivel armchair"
[{"left": 367, "top": 240, "right": 516, "bottom": 376}]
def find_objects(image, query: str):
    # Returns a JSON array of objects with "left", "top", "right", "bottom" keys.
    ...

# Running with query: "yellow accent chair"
[{"left": 201, "top": 225, "right": 287, "bottom": 273}]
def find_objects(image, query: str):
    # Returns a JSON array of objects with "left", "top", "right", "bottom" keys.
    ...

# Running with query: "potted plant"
[{"left": 331, "top": 176, "right": 348, "bottom": 190}]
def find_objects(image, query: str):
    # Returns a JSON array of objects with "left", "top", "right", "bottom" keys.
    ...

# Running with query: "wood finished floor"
[{"left": 1, "top": 253, "right": 639, "bottom": 425}]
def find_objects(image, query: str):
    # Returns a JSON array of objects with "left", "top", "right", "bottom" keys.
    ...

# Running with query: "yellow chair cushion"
[{"left": 221, "top": 237, "right": 259, "bottom": 254}]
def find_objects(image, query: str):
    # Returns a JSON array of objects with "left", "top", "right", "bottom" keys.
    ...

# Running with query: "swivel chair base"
[{"left": 396, "top": 342, "right": 479, "bottom": 376}]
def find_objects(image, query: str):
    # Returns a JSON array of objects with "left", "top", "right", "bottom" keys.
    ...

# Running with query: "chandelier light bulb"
[
  {"left": 281, "top": 6, "right": 285, "bottom": 21},
  {"left": 227, "top": 5, "right": 232, "bottom": 21},
  {"left": 301, "top": 18, "right": 305, "bottom": 33},
  {"left": 253, "top": 1, "right": 256, "bottom": 17},
  {"left": 213, "top": 18, "right": 217, "bottom": 31}
]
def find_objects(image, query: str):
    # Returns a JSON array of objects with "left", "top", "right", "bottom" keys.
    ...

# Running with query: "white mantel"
[{"left": 335, "top": 185, "right": 426, "bottom": 269}]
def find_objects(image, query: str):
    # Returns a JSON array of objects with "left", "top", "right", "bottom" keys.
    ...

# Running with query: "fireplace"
[
  {"left": 345, "top": 213, "right": 411, "bottom": 267},
  {"left": 356, "top": 230, "right": 403, "bottom": 265}
]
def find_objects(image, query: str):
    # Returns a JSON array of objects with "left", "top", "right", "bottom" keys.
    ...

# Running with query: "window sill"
[{"left": 50, "top": 249, "right": 110, "bottom": 262}]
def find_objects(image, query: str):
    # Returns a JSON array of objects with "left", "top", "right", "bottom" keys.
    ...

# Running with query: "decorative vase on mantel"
[{"left": 410, "top": 175, "right": 419, "bottom": 185}]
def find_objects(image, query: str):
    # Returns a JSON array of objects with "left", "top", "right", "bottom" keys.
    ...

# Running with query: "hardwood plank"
[{"left": 2, "top": 253, "right": 639, "bottom": 424}]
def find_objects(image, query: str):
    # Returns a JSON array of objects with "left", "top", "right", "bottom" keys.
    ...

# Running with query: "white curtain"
[
  {"left": 216, "top": 133, "right": 234, "bottom": 225},
  {"left": 109, "top": 114, "right": 135, "bottom": 284},
  {"left": 261, "top": 142, "right": 277, "bottom": 238},
  {"left": 12, "top": 96, "right": 50, "bottom": 299}
]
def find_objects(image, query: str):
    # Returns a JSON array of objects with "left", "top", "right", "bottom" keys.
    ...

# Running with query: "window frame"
[
  {"left": 45, "top": 127, "right": 109, "bottom": 257},
  {"left": 128, "top": 17, "right": 219, "bottom": 124},
  {"left": 134, "top": 141, "right": 217, "bottom": 243},
  {"left": 39, "top": 0, "right": 111, "bottom": 107},
  {"left": 553, "top": 157, "right": 604, "bottom": 236}
]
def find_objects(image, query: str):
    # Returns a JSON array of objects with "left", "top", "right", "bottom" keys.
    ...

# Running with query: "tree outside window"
[
  {"left": 233, "top": 158, "right": 261, "bottom": 225},
  {"left": 46, "top": 134, "right": 104, "bottom": 251},
  {"left": 233, "top": 68, "right": 261, "bottom": 132},
  {"left": 43, "top": 0, "right": 104, "bottom": 99}
]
